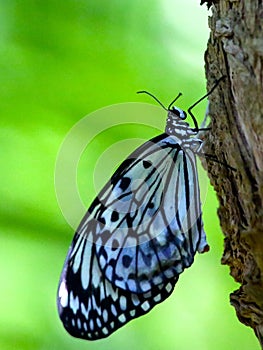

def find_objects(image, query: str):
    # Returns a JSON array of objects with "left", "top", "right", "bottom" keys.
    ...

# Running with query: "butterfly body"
[{"left": 57, "top": 104, "right": 209, "bottom": 340}]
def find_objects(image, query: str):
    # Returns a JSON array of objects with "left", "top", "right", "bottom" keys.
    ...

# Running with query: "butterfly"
[{"left": 57, "top": 80, "right": 223, "bottom": 340}]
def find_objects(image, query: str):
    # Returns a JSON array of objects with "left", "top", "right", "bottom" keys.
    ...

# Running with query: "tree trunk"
[{"left": 201, "top": 0, "right": 263, "bottom": 347}]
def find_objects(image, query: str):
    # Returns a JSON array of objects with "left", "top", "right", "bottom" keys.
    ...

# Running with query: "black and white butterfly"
[{"left": 57, "top": 82, "right": 222, "bottom": 340}]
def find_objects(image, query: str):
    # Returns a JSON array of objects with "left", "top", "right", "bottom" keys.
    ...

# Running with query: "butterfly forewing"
[
  {"left": 57, "top": 111, "right": 209, "bottom": 340},
  {"left": 94, "top": 137, "right": 204, "bottom": 294}
]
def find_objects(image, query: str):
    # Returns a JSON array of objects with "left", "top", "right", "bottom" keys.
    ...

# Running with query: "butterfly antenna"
[
  {"left": 137, "top": 90, "right": 167, "bottom": 110},
  {"left": 167, "top": 92, "right": 183, "bottom": 110},
  {"left": 188, "top": 76, "right": 226, "bottom": 131}
]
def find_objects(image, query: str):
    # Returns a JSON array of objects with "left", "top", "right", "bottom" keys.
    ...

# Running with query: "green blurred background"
[{"left": 0, "top": 0, "right": 259, "bottom": 349}]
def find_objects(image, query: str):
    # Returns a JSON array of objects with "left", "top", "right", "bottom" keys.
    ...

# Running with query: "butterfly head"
[
  {"left": 170, "top": 106, "right": 187, "bottom": 120},
  {"left": 165, "top": 107, "right": 195, "bottom": 138},
  {"left": 136, "top": 90, "right": 196, "bottom": 138}
]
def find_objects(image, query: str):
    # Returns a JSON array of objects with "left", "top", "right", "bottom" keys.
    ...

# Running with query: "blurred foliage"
[{"left": 0, "top": 0, "right": 259, "bottom": 349}]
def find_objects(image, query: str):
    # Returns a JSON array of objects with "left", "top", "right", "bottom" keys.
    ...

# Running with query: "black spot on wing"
[
  {"left": 148, "top": 202, "right": 154, "bottom": 209},
  {"left": 122, "top": 255, "right": 133, "bottom": 268},
  {"left": 119, "top": 177, "right": 131, "bottom": 191},
  {"left": 143, "top": 160, "right": 152, "bottom": 168},
  {"left": 111, "top": 210, "right": 119, "bottom": 222}
]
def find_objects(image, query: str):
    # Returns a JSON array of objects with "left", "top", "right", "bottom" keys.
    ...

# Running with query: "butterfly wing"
[
  {"left": 58, "top": 233, "right": 178, "bottom": 340},
  {"left": 57, "top": 133, "right": 208, "bottom": 340}
]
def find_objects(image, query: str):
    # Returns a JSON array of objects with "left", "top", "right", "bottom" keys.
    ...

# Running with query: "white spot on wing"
[
  {"left": 141, "top": 301, "right": 150, "bottom": 311},
  {"left": 165, "top": 282, "right": 173, "bottom": 293},
  {"left": 58, "top": 280, "right": 68, "bottom": 307},
  {"left": 153, "top": 294, "right": 161, "bottom": 302},
  {"left": 102, "top": 327, "right": 109, "bottom": 335},
  {"left": 118, "top": 314, "right": 126, "bottom": 323},
  {"left": 96, "top": 317, "right": 102, "bottom": 327},
  {"left": 77, "top": 318, "right": 81, "bottom": 329},
  {"left": 119, "top": 295, "right": 127, "bottom": 311},
  {"left": 81, "top": 240, "right": 92, "bottom": 289},
  {"left": 70, "top": 291, "right": 79, "bottom": 315},
  {"left": 103, "top": 309, "right": 108, "bottom": 323},
  {"left": 130, "top": 309, "right": 136, "bottom": 317},
  {"left": 111, "top": 304, "right": 117, "bottom": 316},
  {"left": 90, "top": 319, "right": 94, "bottom": 331}
]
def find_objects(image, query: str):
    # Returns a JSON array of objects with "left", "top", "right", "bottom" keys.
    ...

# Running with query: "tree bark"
[{"left": 202, "top": 0, "right": 263, "bottom": 347}]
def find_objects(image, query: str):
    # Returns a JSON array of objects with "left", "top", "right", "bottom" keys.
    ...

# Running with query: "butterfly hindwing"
[{"left": 57, "top": 217, "right": 178, "bottom": 340}]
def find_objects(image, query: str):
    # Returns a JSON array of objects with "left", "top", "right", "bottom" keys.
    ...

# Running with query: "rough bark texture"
[{"left": 202, "top": 0, "right": 263, "bottom": 347}]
